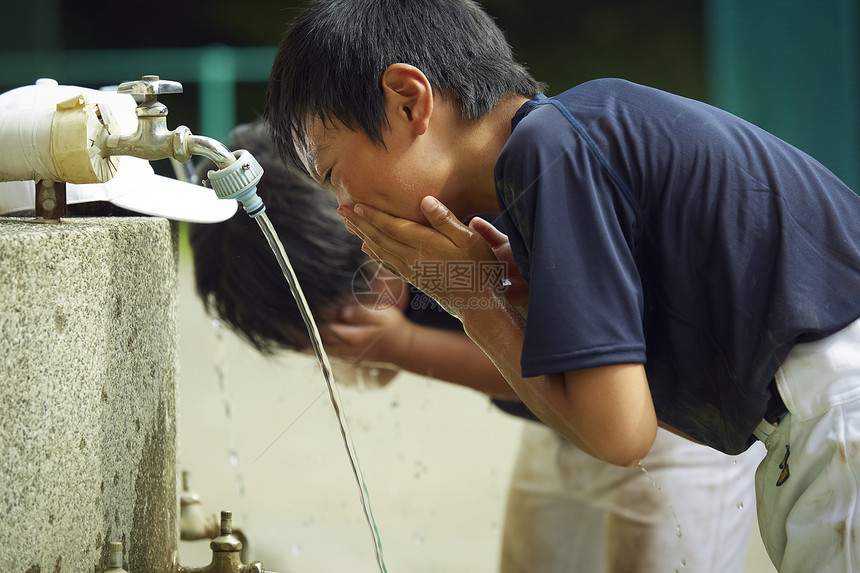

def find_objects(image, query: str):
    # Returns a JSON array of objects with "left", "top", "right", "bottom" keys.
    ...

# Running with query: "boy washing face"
[
  {"left": 194, "top": 119, "right": 760, "bottom": 573},
  {"left": 266, "top": 1, "right": 860, "bottom": 570}
]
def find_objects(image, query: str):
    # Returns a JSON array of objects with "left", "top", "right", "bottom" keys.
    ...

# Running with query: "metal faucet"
[
  {"left": 180, "top": 471, "right": 248, "bottom": 562},
  {"left": 100, "top": 75, "right": 265, "bottom": 218},
  {"left": 180, "top": 471, "right": 220, "bottom": 540},
  {"left": 177, "top": 510, "right": 275, "bottom": 573},
  {"left": 103, "top": 76, "right": 236, "bottom": 170}
]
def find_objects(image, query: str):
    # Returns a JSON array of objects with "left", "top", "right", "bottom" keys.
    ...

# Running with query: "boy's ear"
[{"left": 381, "top": 64, "right": 433, "bottom": 136}]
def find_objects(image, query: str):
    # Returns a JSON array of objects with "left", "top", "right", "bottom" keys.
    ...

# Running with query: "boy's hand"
[
  {"left": 324, "top": 304, "right": 414, "bottom": 367},
  {"left": 468, "top": 216, "right": 529, "bottom": 316},
  {"left": 338, "top": 197, "right": 504, "bottom": 319}
]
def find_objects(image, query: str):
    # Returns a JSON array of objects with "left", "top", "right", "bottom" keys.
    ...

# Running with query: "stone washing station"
[{"left": 0, "top": 76, "right": 275, "bottom": 572}]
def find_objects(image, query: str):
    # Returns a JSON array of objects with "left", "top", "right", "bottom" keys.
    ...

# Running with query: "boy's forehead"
[{"left": 298, "top": 118, "right": 331, "bottom": 177}]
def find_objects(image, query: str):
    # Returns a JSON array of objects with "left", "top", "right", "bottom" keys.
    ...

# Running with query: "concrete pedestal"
[{"left": 0, "top": 217, "right": 179, "bottom": 572}]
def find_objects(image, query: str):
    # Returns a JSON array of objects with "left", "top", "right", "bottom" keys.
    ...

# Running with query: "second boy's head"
[
  {"left": 190, "top": 120, "right": 370, "bottom": 354},
  {"left": 265, "top": 0, "right": 542, "bottom": 222}
]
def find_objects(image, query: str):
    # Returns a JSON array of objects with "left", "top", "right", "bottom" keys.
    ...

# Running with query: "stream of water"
[{"left": 255, "top": 211, "right": 388, "bottom": 573}]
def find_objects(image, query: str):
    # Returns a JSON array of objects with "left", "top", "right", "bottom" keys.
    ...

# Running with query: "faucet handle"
[{"left": 117, "top": 75, "right": 183, "bottom": 104}]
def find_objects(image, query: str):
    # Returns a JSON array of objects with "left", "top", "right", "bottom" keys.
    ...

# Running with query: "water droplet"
[
  {"left": 291, "top": 544, "right": 302, "bottom": 555},
  {"left": 639, "top": 464, "right": 663, "bottom": 490},
  {"left": 642, "top": 464, "right": 682, "bottom": 541},
  {"left": 229, "top": 450, "right": 239, "bottom": 467},
  {"left": 737, "top": 501, "right": 744, "bottom": 509},
  {"left": 211, "top": 318, "right": 222, "bottom": 329},
  {"left": 412, "top": 533, "right": 424, "bottom": 545},
  {"left": 681, "top": 558, "right": 687, "bottom": 567},
  {"left": 673, "top": 511, "right": 682, "bottom": 538}
]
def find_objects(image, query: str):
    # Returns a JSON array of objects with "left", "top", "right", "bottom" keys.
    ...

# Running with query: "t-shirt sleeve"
[{"left": 496, "top": 103, "right": 647, "bottom": 377}]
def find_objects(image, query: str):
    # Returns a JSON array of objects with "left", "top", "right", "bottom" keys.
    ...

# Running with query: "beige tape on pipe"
[{"left": 51, "top": 95, "right": 119, "bottom": 184}]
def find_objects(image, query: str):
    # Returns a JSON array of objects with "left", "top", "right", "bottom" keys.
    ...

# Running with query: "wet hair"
[
  {"left": 188, "top": 119, "right": 369, "bottom": 354},
  {"left": 265, "top": 0, "right": 544, "bottom": 168}
]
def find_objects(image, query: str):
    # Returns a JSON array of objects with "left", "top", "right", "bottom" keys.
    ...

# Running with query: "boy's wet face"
[{"left": 304, "top": 117, "right": 443, "bottom": 224}]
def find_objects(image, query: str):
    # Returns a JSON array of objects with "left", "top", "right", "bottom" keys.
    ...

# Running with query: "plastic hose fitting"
[{"left": 207, "top": 149, "right": 265, "bottom": 218}]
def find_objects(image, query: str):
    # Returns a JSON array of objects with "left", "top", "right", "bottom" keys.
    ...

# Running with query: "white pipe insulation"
[
  {"left": 0, "top": 107, "right": 60, "bottom": 183},
  {"left": 0, "top": 86, "right": 119, "bottom": 185}
]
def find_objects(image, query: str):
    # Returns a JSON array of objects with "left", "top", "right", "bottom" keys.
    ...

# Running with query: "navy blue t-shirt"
[{"left": 495, "top": 79, "right": 860, "bottom": 454}]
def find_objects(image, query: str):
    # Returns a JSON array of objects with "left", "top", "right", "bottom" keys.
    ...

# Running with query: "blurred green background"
[
  {"left": 0, "top": 5, "right": 853, "bottom": 570},
  {"left": 1, "top": 0, "right": 857, "bottom": 189}
]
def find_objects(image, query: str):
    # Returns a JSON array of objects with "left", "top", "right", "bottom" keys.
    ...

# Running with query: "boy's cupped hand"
[
  {"left": 337, "top": 196, "right": 520, "bottom": 319},
  {"left": 324, "top": 303, "right": 413, "bottom": 366}
]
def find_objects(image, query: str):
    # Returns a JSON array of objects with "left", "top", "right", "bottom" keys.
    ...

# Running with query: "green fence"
[
  {"left": 0, "top": 45, "right": 276, "bottom": 144},
  {"left": 705, "top": 0, "right": 860, "bottom": 191},
  {"left": 3, "top": 3, "right": 858, "bottom": 190}
]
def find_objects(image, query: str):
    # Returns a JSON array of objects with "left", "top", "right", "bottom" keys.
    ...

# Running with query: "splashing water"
[
  {"left": 637, "top": 462, "right": 683, "bottom": 538},
  {"left": 213, "top": 319, "right": 248, "bottom": 517},
  {"left": 255, "top": 212, "right": 388, "bottom": 573},
  {"left": 638, "top": 461, "right": 687, "bottom": 572}
]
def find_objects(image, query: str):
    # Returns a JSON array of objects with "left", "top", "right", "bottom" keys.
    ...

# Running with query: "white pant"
[
  {"left": 755, "top": 318, "right": 860, "bottom": 572},
  {"left": 499, "top": 423, "right": 764, "bottom": 573}
]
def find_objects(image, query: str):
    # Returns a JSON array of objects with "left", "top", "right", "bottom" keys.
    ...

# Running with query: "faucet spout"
[{"left": 187, "top": 134, "right": 236, "bottom": 170}]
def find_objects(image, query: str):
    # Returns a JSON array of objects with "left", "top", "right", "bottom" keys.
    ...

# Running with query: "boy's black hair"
[
  {"left": 189, "top": 119, "right": 369, "bottom": 354},
  {"left": 265, "top": 0, "right": 544, "bottom": 168}
]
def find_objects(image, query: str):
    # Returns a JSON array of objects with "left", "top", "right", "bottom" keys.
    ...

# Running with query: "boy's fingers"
[
  {"left": 339, "top": 206, "right": 377, "bottom": 245},
  {"left": 340, "top": 203, "right": 452, "bottom": 272},
  {"left": 339, "top": 204, "right": 416, "bottom": 265},
  {"left": 469, "top": 216, "right": 508, "bottom": 250},
  {"left": 420, "top": 196, "right": 474, "bottom": 243},
  {"left": 340, "top": 199, "right": 470, "bottom": 250},
  {"left": 341, "top": 204, "right": 415, "bottom": 243},
  {"left": 339, "top": 305, "right": 369, "bottom": 323}
]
